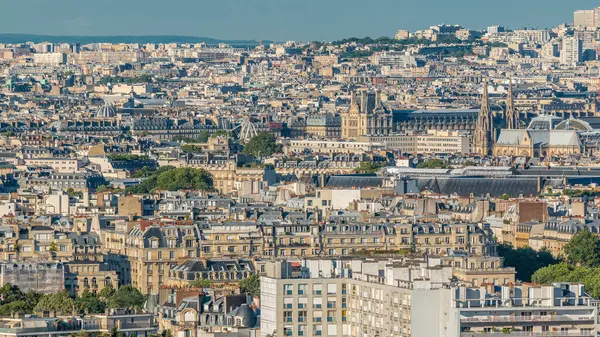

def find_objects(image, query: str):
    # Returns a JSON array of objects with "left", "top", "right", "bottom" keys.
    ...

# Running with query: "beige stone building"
[{"left": 340, "top": 91, "right": 392, "bottom": 140}]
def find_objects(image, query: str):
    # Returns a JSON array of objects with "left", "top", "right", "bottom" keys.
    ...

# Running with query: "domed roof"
[{"left": 96, "top": 103, "right": 117, "bottom": 118}]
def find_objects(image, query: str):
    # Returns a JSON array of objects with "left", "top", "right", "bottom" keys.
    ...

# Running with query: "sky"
[{"left": 0, "top": 0, "right": 598, "bottom": 41}]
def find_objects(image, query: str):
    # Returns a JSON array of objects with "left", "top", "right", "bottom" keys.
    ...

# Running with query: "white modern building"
[
  {"left": 561, "top": 37, "right": 582, "bottom": 66},
  {"left": 261, "top": 258, "right": 598, "bottom": 337}
]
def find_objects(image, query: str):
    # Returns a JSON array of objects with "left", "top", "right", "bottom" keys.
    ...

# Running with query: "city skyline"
[{"left": 0, "top": 0, "right": 598, "bottom": 41}]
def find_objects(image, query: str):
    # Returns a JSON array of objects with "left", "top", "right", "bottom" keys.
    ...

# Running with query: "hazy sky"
[{"left": 0, "top": 0, "right": 598, "bottom": 41}]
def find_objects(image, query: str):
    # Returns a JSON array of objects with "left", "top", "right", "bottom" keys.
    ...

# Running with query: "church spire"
[
  {"left": 474, "top": 80, "right": 493, "bottom": 156},
  {"left": 506, "top": 77, "right": 517, "bottom": 129}
]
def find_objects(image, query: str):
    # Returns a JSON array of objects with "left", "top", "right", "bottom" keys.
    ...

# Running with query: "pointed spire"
[
  {"left": 475, "top": 80, "right": 493, "bottom": 156},
  {"left": 506, "top": 76, "right": 516, "bottom": 129}
]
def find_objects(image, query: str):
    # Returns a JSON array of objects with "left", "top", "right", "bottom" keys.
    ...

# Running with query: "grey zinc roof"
[
  {"left": 417, "top": 177, "right": 540, "bottom": 197},
  {"left": 325, "top": 175, "right": 384, "bottom": 188}
]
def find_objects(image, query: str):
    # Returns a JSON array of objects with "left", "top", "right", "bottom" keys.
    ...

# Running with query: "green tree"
[
  {"left": 107, "top": 286, "right": 145, "bottom": 310},
  {"left": 108, "top": 154, "right": 149, "bottom": 161},
  {"left": 416, "top": 159, "right": 449, "bottom": 169},
  {"left": 242, "top": 132, "right": 281, "bottom": 157},
  {"left": 98, "top": 286, "right": 116, "bottom": 302},
  {"left": 75, "top": 290, "right": 106, "bottom": 314},
  {"left": 354, "top": 162, "right": 387, "bottom": 174},
  {"left": 532, "top": 263, "right": 600, "bottom": 298},
  {"left": 155, "top": 167, "right": 213, "bottom": 191},
  {"left": 497, "top": 244, "right": 557, "bottom": 282},
  {"left": 131, "top": 166, "right": 155, "bottom": 178},
  {"left": 0, "top": 283, "right": 25, "bottom": 305},
  {"left": 531, "top": 263, "right": 571, "bottom": 284},
  {"left": 563, "top": 229, "right": 600, "bottom": 267},
  {"left": 239, "top": 274, "right": 260, "bottom": 297},
  {"left": 126, "top": 166, "right": 213, "bottom": 193},
  {"left": 181, "top": 144, "right": 204, "bottom": 154},
  {"left": 33, "top": 291, "right": 75, "bottom": 315}
]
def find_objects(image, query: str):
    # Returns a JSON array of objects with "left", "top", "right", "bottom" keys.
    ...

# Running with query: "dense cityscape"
[{"left": 3, "top": 3, "right": 600, "bottom": 337}]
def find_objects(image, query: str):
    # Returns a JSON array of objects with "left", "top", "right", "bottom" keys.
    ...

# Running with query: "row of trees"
[{"left": 0, "top": 284, "right": 145, "bottom": 316}]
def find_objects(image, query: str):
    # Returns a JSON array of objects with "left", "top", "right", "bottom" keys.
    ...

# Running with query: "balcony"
[
  {"left": 460, "top": 332, "right": 594, "bottom": 337},
  {"left": 461, "top": 315, "right": 595, "bottom": 324}
]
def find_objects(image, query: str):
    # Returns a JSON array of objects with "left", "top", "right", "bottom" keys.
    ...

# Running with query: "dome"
[{"left": 96, "top": 103, "right": 117, "bottom": 118}]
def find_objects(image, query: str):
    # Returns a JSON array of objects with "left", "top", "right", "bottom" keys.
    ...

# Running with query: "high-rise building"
[
  {"left": 594, "top": 6, "right": 600, "bottom": 28},
  {"left": 574, "top": 9, "right": 595, "bottom": 28},
  {"left": 561, "top": 37, "right": 582, "bottom": 65}
]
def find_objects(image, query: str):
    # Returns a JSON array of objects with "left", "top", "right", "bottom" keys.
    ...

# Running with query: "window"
[
  {"left": 327, "top": 310, "right": 336, "bottom": 322},
  {"left": 313, "top": 284, "right": 322, "bottom": 295},
  {"left": 298, "top": 311, "right": 307, "bottom": 323},
  {"left": 298, "top": 284, "right": 307, "bottom": 295},
  {"left": 284, "top": 284, "right": 293, "bottom": 295}
]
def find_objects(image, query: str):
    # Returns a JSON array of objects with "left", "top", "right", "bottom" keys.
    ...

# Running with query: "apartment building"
[
  {"left": 100, "top": 220, "right": 202, "bottom": 295},
  {"left": 358, "top": 129, "right": 471, "bottom": 154},
  {"left": 281, "top": 139, "right": 384, "bottom": 155},
  {"left": 261, "top": 258, "right": 597, "bottom": 337}
]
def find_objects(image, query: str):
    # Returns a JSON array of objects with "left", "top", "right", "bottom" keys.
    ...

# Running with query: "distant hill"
[{"left": 0, "top": 34, "right": 268, "bottom": 46}]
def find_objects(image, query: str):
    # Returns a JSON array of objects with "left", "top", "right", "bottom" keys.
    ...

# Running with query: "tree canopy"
[
  {"left": 33, "top": 291, "right": 75, "bottom": 316},
  {"left": 127, "top": 166, "right": 213, "bottom": 193},
  {"left": 75, "top": 290, "right": 106, "bottom": 314},
  {"left": 533, "top": 263, "right": 600, "bottom": 298},
  {"left": 106, "top": 286, "right": 146, "bottom": 310},
  {"left": 0, "top": 284, "right": 41, "bottom": 315},
  {"left": 564, "top": 229, "right": 600, "bottom": 267},
  {"left": 239, "top": 274, "right": 260, "bottom": 297},
  {"left": 416, "top": 159, "right": 449, "bottom": 169},
  {"left": 354, "top": 162, "right": 387, "bottom": 174},
  {"left": 242, "top": 132, "right": 281, "bottom": 157},
  {"left": 497, "top": 244, "right": 557, "bottom": 282},
  {"left": 531, "top": 229, "right": 600, "bottom": 298}
]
